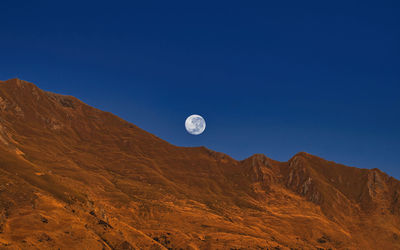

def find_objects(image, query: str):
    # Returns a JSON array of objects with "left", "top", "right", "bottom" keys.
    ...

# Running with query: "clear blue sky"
[{"left": 1, "top": 1, "right": 399, "bottom": 178}]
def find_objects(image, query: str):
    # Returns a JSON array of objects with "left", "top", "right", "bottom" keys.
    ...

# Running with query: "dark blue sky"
[{"left": 1, "top": 1, "right": 399, "bottom": 178}]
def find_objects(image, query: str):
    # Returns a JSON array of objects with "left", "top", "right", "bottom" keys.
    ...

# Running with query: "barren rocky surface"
[{"left": 0, "top": 78, "right": 399, "bottom": 249}]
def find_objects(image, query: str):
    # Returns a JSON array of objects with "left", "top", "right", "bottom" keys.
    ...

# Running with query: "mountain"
[{"left": 0, "top": 78, "right": 399, "bottom": 249}]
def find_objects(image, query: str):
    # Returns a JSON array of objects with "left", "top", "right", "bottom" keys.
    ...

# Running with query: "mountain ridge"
[
  {"left": 0, "top": 78, "right": 380, "bottom": 170},
  {"left": 0, "top": 78, "right": 399, "bottom": 249}
]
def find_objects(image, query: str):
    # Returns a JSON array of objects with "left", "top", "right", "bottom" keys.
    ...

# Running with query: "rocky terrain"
[{"left": 0, "top": 78, "right": 399, "bottom": 249}]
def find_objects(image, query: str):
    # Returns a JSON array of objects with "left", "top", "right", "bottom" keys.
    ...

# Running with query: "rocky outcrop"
[
  {"left": 285, "top": 153, "right": 322, "bottom": 204},
  {"left": 240, "top": 154, "right": 278, "bottom": 194}
]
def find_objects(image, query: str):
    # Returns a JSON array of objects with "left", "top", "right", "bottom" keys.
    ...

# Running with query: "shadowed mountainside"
[{"left": 0, "top": 78, "right": 399, "bottom": 249}]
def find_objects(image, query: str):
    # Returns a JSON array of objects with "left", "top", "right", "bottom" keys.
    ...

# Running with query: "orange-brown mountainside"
[{"left": 0, "top": 78, "right": 399, "bottom": 249}]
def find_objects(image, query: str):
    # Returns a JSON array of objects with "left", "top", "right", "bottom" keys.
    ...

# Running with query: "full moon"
[{"left": 185, "top": 114, "right": 206, "bottom": 135}]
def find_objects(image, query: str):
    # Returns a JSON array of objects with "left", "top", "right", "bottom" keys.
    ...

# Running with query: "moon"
[{"left": 185, "top": 114, "right": 206, "bottom": 135}]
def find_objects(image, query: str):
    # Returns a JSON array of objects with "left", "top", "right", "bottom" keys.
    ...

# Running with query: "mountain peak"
[
  {"left": 290, "top": 151, "right": 316, "bottom": 160},
  {"left": 242, "top": 153, "right": 271, "bottom": 165},
  {"left": 2, "top": 78, "right": 29, "bottom": 86}
]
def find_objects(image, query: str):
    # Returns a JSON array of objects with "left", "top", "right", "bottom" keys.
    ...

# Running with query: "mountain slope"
[{"left": 0, "top": 78, "right": 399, "bottom": 249}]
